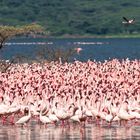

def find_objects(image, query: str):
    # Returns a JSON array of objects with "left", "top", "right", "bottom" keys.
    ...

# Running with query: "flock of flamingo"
[{"left": 0, "top": 58, "right": 140, "bottom": 127}]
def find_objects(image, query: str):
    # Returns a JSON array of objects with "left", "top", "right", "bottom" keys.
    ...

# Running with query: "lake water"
[
  {"left": 0, "top": 121, "right": 140, "bottom": 140},
  {"left": 1, "top": 37, "right": 140, "bottom": 61}
]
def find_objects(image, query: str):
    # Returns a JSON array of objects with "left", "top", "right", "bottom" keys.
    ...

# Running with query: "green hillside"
[{"left": 0, "top": 0, "right": 140, "bottom": 36}]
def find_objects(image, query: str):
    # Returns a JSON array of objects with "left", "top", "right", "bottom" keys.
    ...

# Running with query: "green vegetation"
[
  {"left": 0, "top": 24, "right": 44, "bottom": 49},
  {"left": 0, "top": 0, "right": 140, "bottom": 36}
]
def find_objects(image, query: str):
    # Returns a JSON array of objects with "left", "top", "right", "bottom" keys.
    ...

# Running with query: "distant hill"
[{"left": 0, "top": 0, "right": 140, "bottom": 36}]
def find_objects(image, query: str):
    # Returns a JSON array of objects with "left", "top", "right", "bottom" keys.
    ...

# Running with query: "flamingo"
[
  {"left": 54, "top": 102, "right": 78, "bottom": 125},
  {"left": 6, "top": 106, "right": 21, "bottom": 124},
  {"left": 7, "top": 106, "right": 20, "bottom": 114},
  {"left": 70, "top": 114, "right": 80, "bottom": 123},
  {"left": 39, "top": 110, "right": 52, "bottom": 124},
  {"left": 15, "top": 107, "right": 31, "bottom": 125},
  {"left": 70, "top": 106, "right": 87, "bottom": 125},
  {"left": 48, "top": 113, "right": 59, "bottom": 124},
  {"left": 129, "top": 109, "right": 140, "bottom": 119},
  {"left": 122, "top": 17, "right": 135, "bottom": 25},
  {"left": 104, "top": 108, "right": 116, "bottom": 126},
  {"left": 48, "top": 107, "right": 59, "bottom": 123},
  {"left": 74, "top": 48, "right": 83, "bottom": 54},
  {"left": 112, "top": 116, "right": 120, "bottom": 122},
  {"left": 85, "top": 109, "right": 93, "bottom": 118},
  {"left": 118, "top": 109, "right": 135, "bottom": 125},
  {"left": 117, "top": 102, "right": 135, "bottom": 126},
  {"left": 84, "top": 98, "right": 93, "bottom": 118},
  {"left": 78, "top": 107, "right": 87, "bottom": 123},
  {"left": 90, "top": 99, "right": 101, "bottom": 123},
  {"left": 0, "top": 103, "right": 10, "bottom": 124},
  {"left": 104, "top": 102, "right": 118, "bottom": 126},
  {"left": 54, "top": 103, "right": 70, "bottom": 124}
]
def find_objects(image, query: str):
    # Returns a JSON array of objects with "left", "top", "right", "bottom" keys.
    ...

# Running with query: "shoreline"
[
  {"left": 48, "top": 34, "right": 140, "bottom": 39},
  {"left": 12, "top": 34, "right": 140, "bottom": 39}
]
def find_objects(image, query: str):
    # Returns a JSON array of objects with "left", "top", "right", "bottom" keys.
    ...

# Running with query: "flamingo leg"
[
  {"left": 9, "top": 114, "right": 15, "bottom": 125},
  {"left": 2, "top": 116, "right": 7, "bottom": 125}
]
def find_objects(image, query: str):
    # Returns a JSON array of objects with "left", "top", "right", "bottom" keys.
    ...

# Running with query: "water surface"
[
  {"left": 1, "top": 37, "right": 140, "bottom": 61},
  {"left": 0, "top": 122, "right": 140, "bottom": 140}
]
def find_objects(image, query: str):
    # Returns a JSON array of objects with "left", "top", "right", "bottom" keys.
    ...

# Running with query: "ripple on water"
[{"left": 0, "top": 122, "right": 139, "bottom": 140}]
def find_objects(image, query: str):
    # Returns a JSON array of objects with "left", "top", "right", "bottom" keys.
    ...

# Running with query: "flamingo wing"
[
  {"left": 16, "top": 116, "right": 30, "bottom": 124},
  {"left": 123, "top": 17, "right": 129, "bottom": 22},
  {"left": 40, "top": 116, "right": 51, "bottom": 124}
]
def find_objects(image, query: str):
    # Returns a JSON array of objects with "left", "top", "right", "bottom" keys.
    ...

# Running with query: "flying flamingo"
[{"left": 122, "top": 17, "right": 135, "bottom": 25}]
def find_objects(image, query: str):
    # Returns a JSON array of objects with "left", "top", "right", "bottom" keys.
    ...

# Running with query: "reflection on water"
[{"left": 0, "top": 122, "right": 140, "bottom": 140}]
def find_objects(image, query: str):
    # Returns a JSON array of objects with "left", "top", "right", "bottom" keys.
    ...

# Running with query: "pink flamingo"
[
  {"left": 74, "top": 47, "right": 83, "bottom": 54},
  {"left": 15, "top": 107, "right": 31, "bottom": 125},
  {"left": 117, "top": 101, "right": 135, "bottom": 126},
  {"left": 39, "top": 110, "right": 52, "bottom": 125}
]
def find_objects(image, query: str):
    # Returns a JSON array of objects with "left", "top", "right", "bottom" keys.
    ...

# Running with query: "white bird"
[
  {"left": 54, "top": 103, "right": 79, "bottom": 124},
  {"left": 16, "top": 107, "right": 31, "bottom": 125},
  {"left": 105, "top": 114, "right": 114, "bottom": 124},
  {"left": 105, "top": 104, "right": 117, "bottom": 124},
  {"left": 70, "top": 106, "right": 87, "bottom": 123},
  {"left": 0, "top": 104, "right": 9, "bottom": 124},
  {"left": 100, "top": 107, "right": 115, "bottom": 126},
  {"left": 117, "top": 106, "right": 135, "bottom": 123},
  {"left": 74, "top": 47, "right": 83, "bottom": 54},
  {"left": 129, "top": 110, "right": 140, "bottom": 119},
  {"left": 112, "top": 116, "right": 120, "bottom": 121},
  {"left": 122, "top": 17, "right": 135, "bottom": 25},
  {"left": 85, "top": 109, "right": 93, "bottom": 118},
  {"left": 7, "top": 106, "right": 20, "bottom": 114},
  {"left": 48, "top": 113, "right": 59, "bottom": 123},
  {"left": 0, "top": 103, "right": 9, "bottom": 114},
  {"left": 91, "top": 108, "right": 100, "bottom": 119},
  {"left": 70, "top": 115, "right": 80, "bottom": 123},
  {"left": 39, "top": 111, "right": 52, "bottom": 124}
]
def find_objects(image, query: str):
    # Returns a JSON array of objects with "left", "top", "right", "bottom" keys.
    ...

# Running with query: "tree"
[
  {"left": 0, "top": 23, "right": 44, "bottom": 49},
  {"left": 0, "top": 23, "right": 45, "bottom": 72},
  {"left": 35, "top": 45, "right": 76, "bottom": 63}
]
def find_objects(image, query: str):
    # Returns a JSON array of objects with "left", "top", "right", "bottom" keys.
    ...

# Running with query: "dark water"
[
  {"left": 0, "top": 122, "right": 140, "bottom": 140},
  {"left": 1, "top": 37, "right": 140, "bottom": 61}
]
